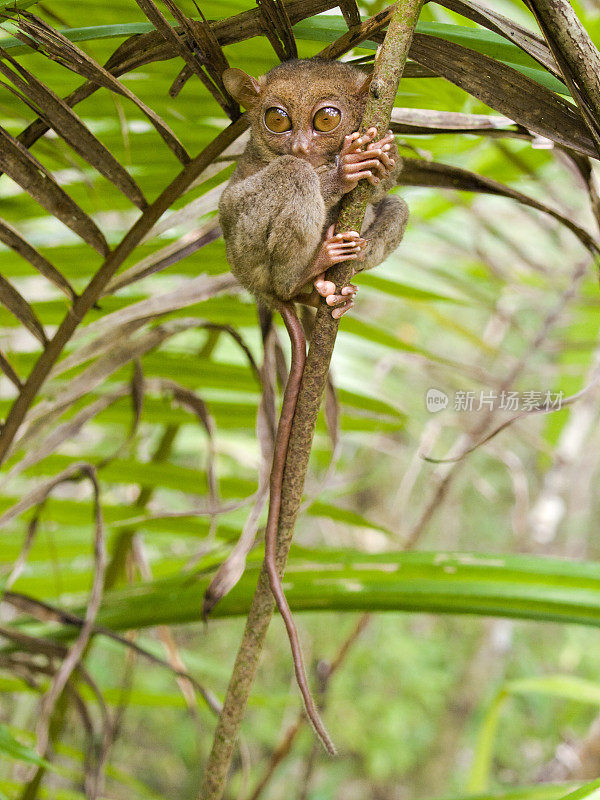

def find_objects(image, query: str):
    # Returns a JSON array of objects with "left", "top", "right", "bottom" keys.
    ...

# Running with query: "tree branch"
[{"left": 199, "top": 2, "right": 423, "bottom": 797}]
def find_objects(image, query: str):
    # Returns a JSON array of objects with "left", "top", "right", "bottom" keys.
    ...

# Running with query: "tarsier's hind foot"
[
  {"left": 312, "top": 224, "right": 364, "bottom": 318},
  {"left": 314, "top": 277, "right": 358, "bottom": 318}
]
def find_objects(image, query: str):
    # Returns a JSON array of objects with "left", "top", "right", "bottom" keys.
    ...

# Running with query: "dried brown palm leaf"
[
  {"left": 338, "top": 0, "right": 360, "bottom": 27},
  {"left": 0, "top": 118, "right": 245, "bottom": 466},
  {"left": 10, "top": 11, "right": 190, "bottom": 164},
  {"left": 14, "top": 465, "right": 105, "bottom": 761},
  {"left": 400, "top": 156, "right": 600, "bottom": 253},
  {"left": 13, "top": 322, "right": 198, "bottom": 451},
  {"left": 185, "top": 0, "right": 239, "bottom": 112},
  {"left": 10, "top": 306, "right": 256, "bottom": 461},
  {"left": 2, "top": 388, "right": 131, "bottom": 483},
  {"left": 97, "top": 273, "right": 239, "bottom": 339},
  {"left": 527, "top": 0, "right": 600, "bottom": 149},
  {"left": 202, "top": 326, "right": 275, "bottom": 616},
  {"left": 0, "top": 274, "right": 47, "bottom": 345},
  {"left": 106, "top": 221, "right": 222, "bottom": 294},
  {"left": 135, "top": 0, "right": 236, "bottom": 117},
  {"left": 0, "top": 46, "right": 147, "bottom": 209},
  {"left": 145, "top": 377, "right": 218, "bottom": 506},
  {"left": 391, "top": 107, "right": 528, "bottom": 137},
  {"left": 257, "top": 0, "right": 298, "bottom": 61},
  {"left": 1, "top": 590, "right": 220, "bottom": 713},
  {"left": 438, "top": 0, "right": 561, "bottom": 78},
  {"left": 9, "top": 0, "right": 332, "bottom": 162},
  {"left": 0, "top": 351, "right": 22, "bottom": 389},
  {"left": 317, "top": 4, "right": 396, "bottom": 60},
  {"left": 407, "top": 33, "right": 597, "bottom": 158},
  {"left": 0, "top": 125, "right": 109, "bottom": 254},
  {"left": 0, "top": 218, "right": 76, "bottom": 299}
]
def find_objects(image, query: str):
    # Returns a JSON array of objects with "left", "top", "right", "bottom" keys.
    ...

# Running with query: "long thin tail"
[{"left": 264, "top": 301, "right": 336, "bottom": 756}]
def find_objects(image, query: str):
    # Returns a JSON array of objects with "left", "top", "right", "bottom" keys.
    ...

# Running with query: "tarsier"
[{"left": 219, "top": 58, "right": 409, "bottom": 752}]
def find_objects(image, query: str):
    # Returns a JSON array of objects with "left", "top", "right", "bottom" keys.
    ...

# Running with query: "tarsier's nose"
[{"left": 291, "top": 133, "right": 310, "bottom": 156}]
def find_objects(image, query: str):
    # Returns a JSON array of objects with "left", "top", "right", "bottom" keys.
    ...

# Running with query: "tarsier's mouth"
[{"left": 291, "top": 152, "right": 328, "bottom": 168}]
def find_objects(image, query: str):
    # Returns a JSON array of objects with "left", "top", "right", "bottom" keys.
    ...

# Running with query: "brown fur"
[{"left": 219, "top": 59, "right": 409, "bottom": 305}]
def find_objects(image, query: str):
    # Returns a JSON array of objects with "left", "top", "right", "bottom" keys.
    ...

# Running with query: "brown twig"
[{"left": 198, "top": 2, "right": 423, "bottom": 797}]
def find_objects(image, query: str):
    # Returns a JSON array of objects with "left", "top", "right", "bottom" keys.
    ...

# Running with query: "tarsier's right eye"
[{"left": 264, "top": 107, "right": 292, "bottom": 133}]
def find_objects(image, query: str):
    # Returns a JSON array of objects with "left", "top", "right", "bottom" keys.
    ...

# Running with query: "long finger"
[
  {"left": 367, "top": 130, "right": 395, "bottom": 150},
  {"left": 343, "top": 148, "right": 388, "bottom": 164},
  {"left": 347, "top": 128, "right": 378, "bottom": 151},
  {"left": 331, "top": 299, "right": 355, "bottom": 319},
  {"left": 341, "top": 131, "right": 366, "bottom": 156},
  {"left": 327, "top": 252, "right": 360, "bottom": 264},
  {"left": 328, "top": 240, "right": 366, "bottom": 252},
  {"left": 344, "top": 158, "right": 387, "bottom": 177},
  {"left": 327, "top": 246, "right": 362, "bottom": 255},
  {"left": 329, "top": 238, "right": 364, "bottom": 247},
  {"left": 326, "top": 290, "right": 356, "bottom": 306},
  {"left": 331, "top": 234, "right": 365, "bottom": 245},
  {"left": 346, "top": 148, "right": 395, "bottom": 173},
  {"left": 333, "top": 230, "right": 361, "bottom": 240}
]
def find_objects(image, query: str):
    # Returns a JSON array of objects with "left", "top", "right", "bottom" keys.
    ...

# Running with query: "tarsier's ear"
[{"left": 222, "top": 68, "right": 263, "bottom": 108}]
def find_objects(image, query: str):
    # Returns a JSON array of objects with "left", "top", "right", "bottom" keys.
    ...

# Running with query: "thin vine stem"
[{"left": 199, "top": 2, "right": 424, "bottom": 797}]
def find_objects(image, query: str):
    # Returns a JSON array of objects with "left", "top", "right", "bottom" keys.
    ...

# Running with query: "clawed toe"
[
  {"left": 324, "top": 282, "right": 358, "bottom": 319},
  {"left": 314, "top": 276, "right": 337, "bottom": 296},
  {"left": 331, "top": 299, "right": 354, "bottom": 319}
]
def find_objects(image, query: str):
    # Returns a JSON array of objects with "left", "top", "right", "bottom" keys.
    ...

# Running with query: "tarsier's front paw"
[{"left": 339, "top": 127, "right": 396, "bottom": 192}]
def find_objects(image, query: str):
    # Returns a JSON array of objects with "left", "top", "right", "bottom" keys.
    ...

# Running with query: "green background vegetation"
[{"left": 1, "top": 0, "right": 600, "bottom": 798}]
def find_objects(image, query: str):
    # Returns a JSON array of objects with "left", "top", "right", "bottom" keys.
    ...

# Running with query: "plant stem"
[{"left": 199, "top": 2, "right": 423, "bottom": 797}]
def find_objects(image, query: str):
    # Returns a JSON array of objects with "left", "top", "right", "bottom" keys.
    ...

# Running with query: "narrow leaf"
[
  {"left": 400, "top": 157, "right": 599, "bottom": 254},
  {"left": 409, "top": 34, "right": 596, "bottom": 157},
  {"left": 0, "top": 274, "right": 47, "bottom": 344},
  {"left": 469, "top": 677, "right": 600, "bottom": 792},
  {"left": 107, "top": 222, "right": 222, "bottom": 293},
  {"left": 0, "top": 724, "right": 49, "bottom": 768},
  {"left": 392, "top": 107, "right": 523, "bottom": 136},
  {"left": 0, "top": 125, "right": 109, "bottom": 255},
  {"left": 13, "top": 12, "right": 190, "bottom": 164},
  {"left": 29, "top": 551, "right": 600, "bottom": 635},
  {"left": 3, "top": 389, "right": 130, "bottom": 483},
  {"left": 436, "top": 0, "right": 561, "bottom": 78},
  {"left": 559, "top": 779, "right": 600, "bottom": 800},
  {"left": 0, "top": 351, "right": 21, "bottom": 388},
  {"left": 0, "top": 46, "right": 147, "bottom": 209},
  {"left": 0, "top": 218, "right": 75, "bottom": 298}
]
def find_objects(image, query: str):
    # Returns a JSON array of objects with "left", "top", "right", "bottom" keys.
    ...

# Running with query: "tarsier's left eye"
[{"left": 313, "top": 107, "right": 341, "bottom": 132}]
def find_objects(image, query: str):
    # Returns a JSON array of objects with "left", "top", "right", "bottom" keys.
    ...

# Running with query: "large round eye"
[
  {"left": 313, "top": 106, "right": 341, "bottom": 132},
  {"left": 264, "top": 107, "right": 292, "bottom": 133}
]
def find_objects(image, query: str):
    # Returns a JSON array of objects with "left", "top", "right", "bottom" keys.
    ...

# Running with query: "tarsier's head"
[{"left": 223, "top": 59, "right": 370, "bottom": 167}]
